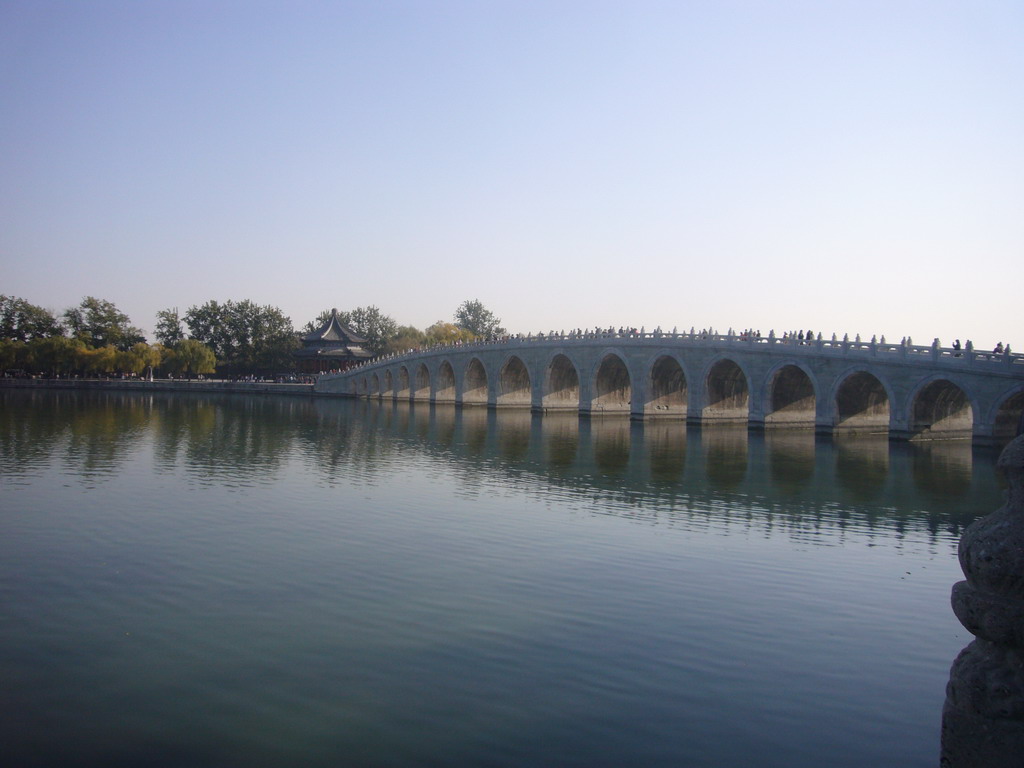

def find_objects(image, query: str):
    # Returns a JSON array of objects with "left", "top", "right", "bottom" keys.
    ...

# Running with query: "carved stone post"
[{"left": 941, "top": 435, "right": 1024, "bottom": 766}]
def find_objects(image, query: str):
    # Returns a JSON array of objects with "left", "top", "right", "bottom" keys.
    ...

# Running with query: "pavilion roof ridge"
[{"left": 302, "top": 308, "right": 367, "bottom": 344}]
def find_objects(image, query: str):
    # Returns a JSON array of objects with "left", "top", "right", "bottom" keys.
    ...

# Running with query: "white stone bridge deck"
[{"left": 316, "top": 330, "right": 1024, "bottom": 444}]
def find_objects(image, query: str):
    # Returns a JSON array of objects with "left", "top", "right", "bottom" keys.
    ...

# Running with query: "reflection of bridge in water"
[
  {"left": 346, "top": 400, "right": 1001, "bottom": 540},
  {"left": 7, "top": 387, "right": 992, "bottom": 543},
  {"left": 318, "top": 332, "right": 1024, "bottom": 445}
]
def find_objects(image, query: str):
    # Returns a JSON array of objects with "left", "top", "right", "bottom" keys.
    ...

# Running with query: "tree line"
[{"left": 0, "top": 294, "right": 505, "bottom": 378}]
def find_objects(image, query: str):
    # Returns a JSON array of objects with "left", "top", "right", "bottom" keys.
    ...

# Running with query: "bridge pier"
[
  {"left": 888, "top": 414, "right": 914, "bottom": 442},
  {"left": 747, "top": 407, "right": 766, "bottom": 431}
]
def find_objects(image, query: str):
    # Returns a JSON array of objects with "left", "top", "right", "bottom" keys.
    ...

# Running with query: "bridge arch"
[
  {"left": 370, "top": 373, "right": 380, "bottom": 398},
  {"left": 382, "top": 370, "right": 393, "bottom": 399},
  {"left": 592, "top": 352, "right": 631, "bottom": 413},
  {"left": 397, "top": 366, "right": 411, "bottom": 400},
  {"left": 645, "top": 354, "right": 687, "bottom": 418},
  {"left": 436, "top": 360, "right": 456, "bottom": 403},
  {"left": 498, "top": 355, "right": 532, "bottom": 406},
  {"left": 463, "top": 358, "right": 488, "bottom": 405},
  {"left": 413, "top": 363, "right": 431, "bottom": 401},
  {"left": 703, "top": 358, "right": 749, "bottom": 422},
  {"left": 544, "top": 353, "right": 580, "bottom": 411},
  {"left": 991, "top": 386, "right": 1024, "bottom": 444},
  {"left": 764, "top": 362, "right": 816, "bottom": 427},
  {"left": 833, "top": 370, "right": 891, "bottom": 434},
  {"left": 908, "top": 377, "right": 974, "bottom": 440}
]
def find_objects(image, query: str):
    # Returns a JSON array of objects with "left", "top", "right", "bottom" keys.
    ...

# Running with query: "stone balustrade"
[{"left": 329, "top": 330, "right": 1020, "bottom": 376}]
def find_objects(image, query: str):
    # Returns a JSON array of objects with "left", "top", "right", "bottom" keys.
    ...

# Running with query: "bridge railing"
[{"left": 320, "top": 329, "right": 1021, "bottom": 381}]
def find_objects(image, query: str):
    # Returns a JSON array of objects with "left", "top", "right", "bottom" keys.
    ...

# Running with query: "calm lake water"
[{"left": 0, "top": 388, "right": 1006, "bottom": 767}]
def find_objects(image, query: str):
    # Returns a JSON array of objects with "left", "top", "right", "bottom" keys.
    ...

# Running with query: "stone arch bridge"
[{"left": 316, "top": 331, "right": 1024, "bottom": 445}]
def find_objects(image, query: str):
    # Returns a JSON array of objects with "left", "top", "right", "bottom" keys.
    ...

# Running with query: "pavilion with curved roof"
[{"left": 293, "top": 308, "right": 373, "bottom": 373}]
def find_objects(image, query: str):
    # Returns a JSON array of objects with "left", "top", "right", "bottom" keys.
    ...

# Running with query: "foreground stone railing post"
[{"left": 941, "top": 434, "right": 1024, "bottom": 766}]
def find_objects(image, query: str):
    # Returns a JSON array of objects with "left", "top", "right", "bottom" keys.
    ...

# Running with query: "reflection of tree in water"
[
  {"left": 766, "top": 430, "right": 815, "bottom": 495},
  {"left": 703, "top": 426, "right": 747, "bottom": 490},
  {"left": 644, "top": 421, "right": 686, "bottom": 484},
  {"left": 591, "top": 417, "right": 630, "bottom": 476},
  {"left": 295, "top": 400, "right": 360, "bottom": 474},
  {"left": 543, "top": 414, "right": 578, "bottom": 471},
  {"left": 61, "top": 392, "right": 150, "bottom": 481},
  {"left": 151, "top": 395, "right": 217, "bottom": 472},
  {"left": 147, "top": 393, "right": 389, "bottom": 487},
  {"left": 296, "top": 399, "right": 391, "bottom": 485},
  {"left": 179, "top": 395, "right": 298, "bottom": 483},
  {"left": 0, "top": 390, "right": 150, "bottom": 483},
  {"left": 834, "top": 435, "right": 889, "bottom": 502},
  {"left": 0, "top": 389, "right": 71, "bottom": 478}
]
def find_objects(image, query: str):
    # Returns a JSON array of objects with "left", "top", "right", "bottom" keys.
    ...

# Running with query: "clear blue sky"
[{"left": 2, "top": 1, "right": 1021, "bottom": 348}]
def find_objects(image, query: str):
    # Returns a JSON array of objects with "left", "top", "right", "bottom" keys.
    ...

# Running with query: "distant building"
[{"left": 293, "top": 309, "right": 373, "bottom": 373}]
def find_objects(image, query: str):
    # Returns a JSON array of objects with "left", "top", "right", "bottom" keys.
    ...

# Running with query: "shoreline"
[{"left": 0, "top": 377, "right": 325, "bottom": 397}]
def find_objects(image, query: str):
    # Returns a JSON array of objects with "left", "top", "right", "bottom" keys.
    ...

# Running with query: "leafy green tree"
[
  {"left": 186, "top": 300, "right": 224, "bottom": 358},
  {"left": 81, "top": 345, "right": 119, "bottom": 376},
  {"left": 454, "top": 299, "right": 505, "bottom": 338},
  {"left": 116, "top": 343, "right": 164, "bottom": 377},
  {"left": 28, "top": 336, "right": 85, "bottom": 376},
  {"left": 0, "top": 339, "right": 28, "bottom": 372},
  {"left": 0, "top": 295, "right": 64, "bottom": 341},
  {"left": 157, "top": 343, "right": 176, "bottom": 373},
  {"left": 170, "top": 339, "right": 216, "bottom": 379},
  {"left": 339, "top": 306, "right": 398, "bottom": 355},
  {"left": 184, "top": 300, "right": 297, "bottom": 373},
  {"left": 384, "top": 325, "right": 427, "bottom": 354},
  {"left": 425, "top": 321, "right": 476, "bottom": 345},
  {"left": 154, "top": 308, "right": 185, "bottom": 346},
  {"left": 146, "top": 343, "right": 168, "bottom": 378},
  {"left": 116, "top": 348, "right": 141, "bottom": 376},
  {"left": 64, "top": 297, "right": 144, "bottom": 350}
]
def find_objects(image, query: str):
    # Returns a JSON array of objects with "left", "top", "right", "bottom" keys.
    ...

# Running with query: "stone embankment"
[{"left": 0, "top": 378, "right": 316, "bottom": 396}]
